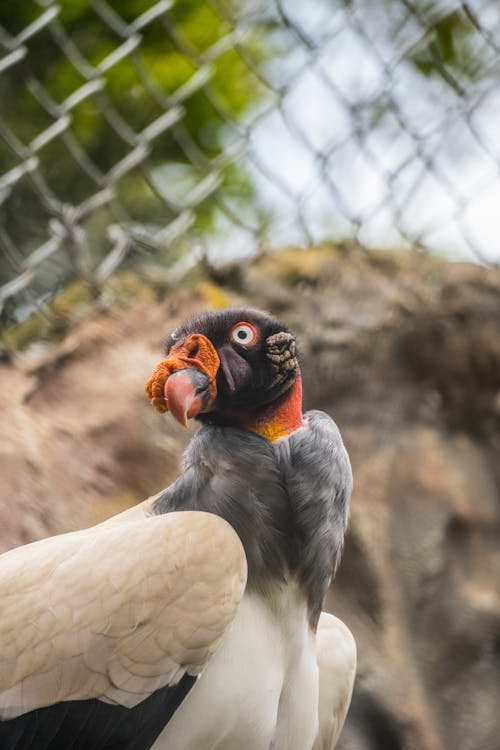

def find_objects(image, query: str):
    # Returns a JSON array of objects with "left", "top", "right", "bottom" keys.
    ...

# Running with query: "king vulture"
[{"left": 0, "top": 307, "right": 355, "bottom": 750}]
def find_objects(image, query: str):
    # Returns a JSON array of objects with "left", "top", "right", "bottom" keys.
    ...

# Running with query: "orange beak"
[{"left": 145, "top": 333, "right": 220, "bottom": 427}]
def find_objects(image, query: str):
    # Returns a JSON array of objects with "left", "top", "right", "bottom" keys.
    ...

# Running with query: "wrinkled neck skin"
[{"left": 153, "top": 401, "right": 352, "bottom": 627}]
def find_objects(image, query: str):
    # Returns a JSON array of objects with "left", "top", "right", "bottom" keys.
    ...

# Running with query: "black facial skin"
[{"left": 165, "top": 307, "right": 299, "bottom": 423}]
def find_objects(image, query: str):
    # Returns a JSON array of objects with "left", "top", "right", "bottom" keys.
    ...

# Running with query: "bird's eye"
[{"left": 230, "top": 322, "right": 258, "bottom": 347}]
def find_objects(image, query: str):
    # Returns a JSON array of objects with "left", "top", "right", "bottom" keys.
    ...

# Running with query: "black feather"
[{"left": 0, "top": 674, "right": 195, "bottom": 750}]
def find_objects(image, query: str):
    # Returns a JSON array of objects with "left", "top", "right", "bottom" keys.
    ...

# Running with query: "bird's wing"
[
  {"left": 0, "top": 510, "right": 247, "bottom": 720},
  {"left": 313, "top": 612, "right": 356, "bottom": 750}
]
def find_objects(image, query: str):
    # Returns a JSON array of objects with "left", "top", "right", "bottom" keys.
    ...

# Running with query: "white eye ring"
[{"left": 230, "top": 322, "right": 258, "bottom": 347}]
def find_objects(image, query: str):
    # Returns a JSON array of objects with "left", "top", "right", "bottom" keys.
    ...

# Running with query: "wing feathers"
[
  {"left": 0, "top": 511, "right": 247, "bottom": 719},
  {"left": 313, "top": 612, "right": 356, "bottom": 750}
]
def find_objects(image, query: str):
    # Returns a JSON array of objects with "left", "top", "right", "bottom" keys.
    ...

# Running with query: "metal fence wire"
[{"left": 1, "top": 1, "right": 500, "bottom": 331}]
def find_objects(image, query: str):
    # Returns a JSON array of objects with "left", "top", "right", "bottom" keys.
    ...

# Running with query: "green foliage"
[
  {"left": 0, "top": 0, "right": 268, "bottom": 308},
  {"left": 398, "top": 3, "right": 489, "bottom": 83}
]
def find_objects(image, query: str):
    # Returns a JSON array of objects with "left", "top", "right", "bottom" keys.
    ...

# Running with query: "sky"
[{"left": 204, "top": 0, "right": 500, "bottom": 265}]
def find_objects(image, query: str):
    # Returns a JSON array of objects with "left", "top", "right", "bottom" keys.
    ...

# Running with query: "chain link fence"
[{"left": 1, "top": 0, "right": 499, "bottom": 335}]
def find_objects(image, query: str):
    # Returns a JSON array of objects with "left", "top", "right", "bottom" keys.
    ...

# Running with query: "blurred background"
[{"left": 0, "top": 2, "right": 499, "bottom": 749}]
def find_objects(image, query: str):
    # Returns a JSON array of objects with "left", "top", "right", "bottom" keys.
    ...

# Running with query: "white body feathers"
[
  {"left": 153, "top": 590, "right": 356, "bottom": 750},
  {"left": 153, "top": 584, "right": 319, "bottom": 750}
]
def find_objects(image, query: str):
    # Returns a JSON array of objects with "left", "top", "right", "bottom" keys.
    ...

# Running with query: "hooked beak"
[
  {"left": 164, "top": 369, "right": 211, "bottom": 427},
  {"left": 145, "top": 333, "right": 220, "bottom": 426}
]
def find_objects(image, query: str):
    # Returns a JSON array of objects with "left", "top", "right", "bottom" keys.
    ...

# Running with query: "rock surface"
[{"left": 0, "top": 247, "right": 499, "bottom": 750}]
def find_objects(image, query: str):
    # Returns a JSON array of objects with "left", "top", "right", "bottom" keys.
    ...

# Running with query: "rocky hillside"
[{"left": 1, "top": 246, "right": 499, "bottom": 750}]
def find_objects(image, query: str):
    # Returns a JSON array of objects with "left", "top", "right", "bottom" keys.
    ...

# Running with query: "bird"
[{"left": 0, "top": 306, "right": 355, "bottom": 750}]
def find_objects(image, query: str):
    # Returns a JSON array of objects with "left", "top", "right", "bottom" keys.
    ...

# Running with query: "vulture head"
[{"left": 146, "top": 307, "right": 302, "bottom": 441}]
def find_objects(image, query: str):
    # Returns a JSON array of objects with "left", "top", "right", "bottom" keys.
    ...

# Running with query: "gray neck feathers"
[
  {"left": 276, "top": 410, "right": 352, "bottom": 624},
  {"left": 153, "top": 410, "right": 352, "bottom": 622}
]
